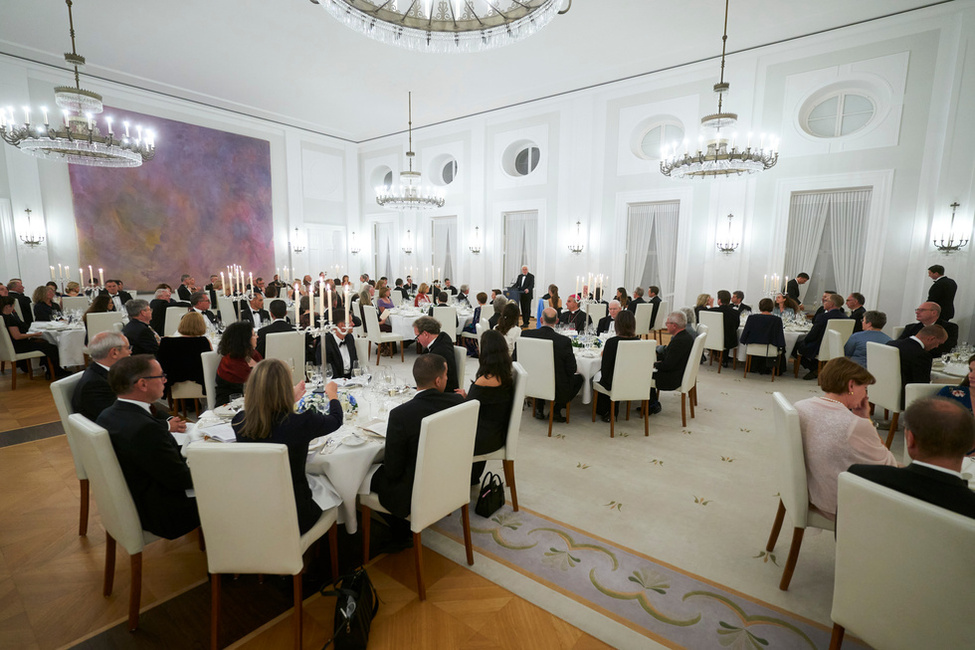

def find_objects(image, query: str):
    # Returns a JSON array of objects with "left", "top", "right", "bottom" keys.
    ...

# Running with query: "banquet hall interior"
[{"left": 1, "top": 0, "right": 974, "bottom": 648}]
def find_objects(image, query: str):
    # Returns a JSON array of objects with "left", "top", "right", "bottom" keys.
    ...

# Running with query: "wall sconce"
[
  {"left": 715, "top": 213, "right": 739, "bottom": 254},
  {"left": 19, "top": 208, "right": 45, "bottom": 248},
  {"left": 469, "top": 226, "right": 482, "bottom": 254},
  {"left": 349, "top": 231, "right": 361, "bottom": 255},
  {"left": 567, "top": 221, "right": 585, "bottom": 255},
  {"left": 402, "top": 229, "right": 414, "bottom": 255},
  {"left": 933, "top": 202, "right": 969, "bottom": 255},
  {"left": 291, "top": 227, "right": 304, "bottom": 254}
]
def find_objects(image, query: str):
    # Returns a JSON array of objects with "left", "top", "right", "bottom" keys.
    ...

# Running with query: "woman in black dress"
[
  {"left": 1, "top": 296, "right": 65, "bottom": 378},
  {"left": 32, "top": 285, "right": 63, "bottom": 322},
  {"left": 594, "top": 309, "right": 640, "bottom": 421},
  {"left": 456, "top": 329, "right": 515, "bottom": 484}
]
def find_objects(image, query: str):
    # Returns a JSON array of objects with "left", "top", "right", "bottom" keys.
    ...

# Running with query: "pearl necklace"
[{"left": 820, "top": 396, "right": 845, "bottom": 406}]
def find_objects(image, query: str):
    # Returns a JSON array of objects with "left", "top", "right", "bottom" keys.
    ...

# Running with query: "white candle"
[
  {"left": 58, "top": 263, "right": 63, "bottom": 281},
  {"left": 98, "top": 268, "right": 104, "bottom": 287},
  {"left": 319, "top": 276, "right": 325, "bottom": 324},
  {"left": 249, "top": 272, "right": 253, "bottom": 294},
  {"left": 79, "top": 267, "right": 83, "bottom": 288},
  {"left": 294, "top": 283, "right": 300, "bottom": 324},
  {"left": 50, "top": 266, "right": 56, "bottom": 281},
  {"left": 576, "top": 276, "right": 580, "bottom": 297},
  {"left": 764, "top": 275, "right": 768, "bottom": 293},
  {"left": 328, "top": 288, "right": 333, "bottom": 324},
  {"left": 344, "top": 287, "right": 350, "bottom": 326},
  {"left": 88, "top": 265, "right": 93, "bottom": 287}
]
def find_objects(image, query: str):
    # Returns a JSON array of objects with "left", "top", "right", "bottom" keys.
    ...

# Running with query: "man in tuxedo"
[
  {"left": 394, "top": 278, "right": 410, "bottom": 301},
  {"left": 647, "top": 286, "right": 662, "bottom": 329},
  {"left": 926, "top": 264, "right": 957, "bottom": 321},
  {"left": 597, "top": 300, "right": 622, "bottom": 335},
  {"left": 6, "top": 278, "right": 33, "bottom": 326},
  {"left": 786, "top": 272, "right": 808, "bottom": 304},
  {"left": 203, "top": 275, "right": 219, "bottom": 291},
  {"left": 707, "top": 290, "right": 742, "bottom": 367},
  {"left": 238, "top": 293, "right": 269, "bottom": 330},
  {"left": 177, "top": 274, "right": 194, "bottom": 301},
  {"left": 404, "top": 275, "right": 417, "bottom": 293},
  {"left": 456, "top": 284, "right": 471, "bottom": 306},
  {"left": 627, "top": 286, "right": 646, "bottom": 313},
  {"left": 322, "top": 314, "right": 359, "bottom": 379},
  {"left": 510, "top": 265, "right": 535, "bottom": 327},
  {"left": 649, "top": 311, "right": 694, "bottom": 414},
  {"left": 96, "top": 355, "right": 197, "bottom": 540},
  {"left": 255, "top": 299, "right": 294, "bottom": 358},
  {"left": 795, "top": 293, "right": 848, "bottom": 379},
  {"left": 101, "top": 279, "right": 133, "bottom": 313},
  {"left": 189, "top": 291, "right": 218, "bottom": 329},
  {"left": 898, "top": 302, "right": 957, "bottom": 358},
  {"left": 413, "top": 316, "right": 459, "bottom": 392},
  {"left": 559, "top": 295, "right": 590, "bottom": 332},
  {"left": 731, "top": 290, "right": 752, "bottom": 314},
  {"left": 122, "top": 299, "right": 161, "bottom": 356},
  {"left": 252, "top": 277, "right": 265, "bottom": 296},
  {"left": 72, "top": 331, "right": 131, "bottom": 421},
  {"left": 443, "top": 278, "right": 458, "bottom": 296},
  {"left": 149, "top": 287, "right": 175, "bottom": 336},
  {"left": 845, "top": 292, "right": 866, "bottom": 332},
  {"left": 849, "top": 396, "right": 975, "bottom": 518},
  {"left": 427, "top": 292, "right": 459, "bottom": 329},
  {"left": 519, "top": 308, "right": 583, "bottom": 422},
  {"left": 887, "top": 325, "right": 947, "bottom": 401}
]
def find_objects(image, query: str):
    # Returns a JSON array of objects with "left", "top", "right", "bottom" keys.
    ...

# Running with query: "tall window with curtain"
[
  {"left": 502, "top": 211, "right": 539, "bottom": 286},
  {"left": 624, "top": 201, "right": 680, "bottom": 299},
  {"left": 373, "top": 222, "right": 394, "bottom": 280},
  {"left": 783, "top": 188, "right": 871, "bottom": 306},
  {"left": 430, "top": 216, "right": 457, "bottom": 282}
]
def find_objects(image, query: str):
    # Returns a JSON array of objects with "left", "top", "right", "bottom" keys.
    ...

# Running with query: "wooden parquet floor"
[{"left": 0, "top": 366, "right": 61, "bottom": 432}]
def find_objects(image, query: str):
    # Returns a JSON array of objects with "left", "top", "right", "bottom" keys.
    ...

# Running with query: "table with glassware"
[
  {"left": 384, "top": 304, "right": 474, "bottom": 340},
  {"left": 28, "top": 320, "right": 88, "bottom": 367},
  {"left": 931, "top": 345, "right": 973, "bottom": 384},
  {"left": 567, "top": 331, "right": 606, "bottom": 405}
]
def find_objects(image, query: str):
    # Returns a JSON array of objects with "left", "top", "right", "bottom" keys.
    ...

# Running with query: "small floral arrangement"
[
  {"left": 570, "top": 336, "right": 602, "bottom": 349},
  {"left": 296, "top": 391, "right": 357, "bottom": 415}
]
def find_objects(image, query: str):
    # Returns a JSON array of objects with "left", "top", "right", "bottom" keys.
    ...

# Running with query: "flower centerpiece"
[{"left": 296, "top": 392, "right": 357, "bottom": 415}]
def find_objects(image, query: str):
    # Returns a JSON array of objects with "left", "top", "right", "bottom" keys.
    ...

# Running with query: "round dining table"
[{"left": 28, "top": 320, "right": 87, "bottom": 367}]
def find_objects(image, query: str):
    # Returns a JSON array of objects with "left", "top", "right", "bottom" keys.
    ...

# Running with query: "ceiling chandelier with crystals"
[
  {"left": 312, "top": 0, "right": 570, "bottom": 54},
  {"left": 660, "top": 0, "right": 777, "bottom": 179},
  {"left": 0, "top": 0, "right": 155, "bottom": 168},
  {"left": 376, "top": 92, "right": 445, "bottom": 211}
]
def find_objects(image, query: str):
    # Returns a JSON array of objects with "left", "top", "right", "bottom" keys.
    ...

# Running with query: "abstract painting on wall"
[{"left": 69, "top": 108, "right": 273, "bottom": 290}]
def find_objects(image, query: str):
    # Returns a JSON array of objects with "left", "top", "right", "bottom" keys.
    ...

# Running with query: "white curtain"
[
  {"left": 374, "top": 222, "right": 393, "bottom": 280},
  {"left": 625, "top": 201, "right": 679, "bottom": 300},
  {"left": 431, "top": 217, "right": 456, "bottom": 281},
  {"left": 625, "top": 204, "right": 655, "bottom": 289},
  {"left": 652, "top": 202, "right": 680, "bottom": 301},
  {"left": 827, "top": 189, "right": 871, "bottom": 295},
  {"left": 503, "top": 211, "right": 538, "bottom": 285},
  {"left": 784, "top": 193, "right": 831, "bottom": 288}
]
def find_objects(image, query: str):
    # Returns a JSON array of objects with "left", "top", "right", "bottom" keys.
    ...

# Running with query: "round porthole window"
[
  {"left": 802, "top": 92, "right": 877, "bottom": 139},
  {"left": 501, "top": 140, "right": 542, "bottom": 178},
  {"left": 638, "top": 122, "right": 685, "bottom": 159},
  {"left": 429, "top": 154, "right": 459, "bottom": 186},
  {"left": 371, "top": 165, "right": 393, "bottom": 191}
]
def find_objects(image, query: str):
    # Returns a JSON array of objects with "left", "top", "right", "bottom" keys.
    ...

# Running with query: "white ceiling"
[{"left": 0, "top": 0, "right": 949, "bottom": 142}]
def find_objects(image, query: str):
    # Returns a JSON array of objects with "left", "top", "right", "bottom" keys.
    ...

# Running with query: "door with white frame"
[
  {"left": 502, "top": 211, "right": 538, "bottom": 288},
  {"left": 305, "top": 225, "right": 346, "bottom": 279},
  {"left": 624, "top": 201, "right": 680, "bottom": 302},
  {"left": 430, "top": 216, "right": 457, "bottom": 284}
]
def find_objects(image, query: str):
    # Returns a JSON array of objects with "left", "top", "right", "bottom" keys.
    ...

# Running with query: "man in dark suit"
[
  {"left": 72, "top": 331, "right": 131, "bottom": 421},
  {"left": 177, "top": 274, "right": 194, "bottom": 302},
  {"left": 926, "top": 264, "right": 957, "bottom": 321},
  {"left": 442, "top": 278, "right": 459, "bottom": 296},
  {"left": 369, "top": 355, "right": 464, "bottom": 523},
  {"left": 100, "top": 279, "right": 133, "bottom": 312},
  {"left": 188, "top": 291, "right": 218, "bottom": 329},
  {"left": 596, "top": 300, "right": 622, "bottom": 335},
  {"left": 849, "top": 396, "right": 975, "bottom": 518},
  {"left": 898, "top": 301, "right": 957, "bottom": 358},
  {"left": 706, "top": 290, "right": 742, "bottom": 367},
  {"left": 786, "top": 272, "right": 808, "bottom": 304},
  {"left": 96, "top": 355, "right": 197, "bottom": 539},
  {"left": 122, "top": 299, "right": 160, "bottom": 356},
  {"left": 413, "top": 316, "right": 459, "bottom": 392},
  {"left": 626, "top": 287, "right": 646, "bottom": 313},
  {"left": 845, "top": 292, "right": 866, "bottom": 333},
  {"left": 255, "top": 299, "right": 294, "bottom": 358},
  {"left": 649, "top": 311, "right": 694, "bottom": 413},
  {"left": 322, "top": 316, "right": 359, "bottom": 380},
  {"left": 6, "top": 278, "right": 33, "bottom": 327},
  {"left": 404, "top": 275, "right": 417, "bottom": 293},
  {"left": 394, "top": 278, "right": 410, "bottom": 301},
  {"left": 730, "top": 290, "right": 752, "bottom": 314},
  {"left": 519, "top": 308, "right": 583, "bottom": 422},
  {"left": 559, "top": 295, "right": 590, "bottom": 332},
  {"left": 887, "top": 325, "right": 947, "bottom": 403},
  {"left": 647, "top": 286, "right": 663, "bottom": 330},
  {"left": 510, "top": 265, "right": 535, "bottom": 327},
  {"left": 796, "top": 293, "right": 848, "bottom": 379},
  {"left": 810, "top": 289, "right": 836, "bottom": 322},
  {"left": 238, "top": 293, "right": 269, "bottom": 330},
  {"left": 149, "top": 287, "right": 175, "bottom": 336}
]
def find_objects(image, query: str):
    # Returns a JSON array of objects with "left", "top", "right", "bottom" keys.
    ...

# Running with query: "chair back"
[
  {"left": 433, "top": 306, "right": 457, "bottom": 336},
  {"left": 904, "top": 382, "right": 942, "bottom": 408},
  {"left": 163, "top": 306, "right": 186, "bottom": 336},
  {"left": 634, "top": 303, "right": 653, "bottom": 337},
  {"left": 515, "top": 337, "right": 555, "bottom": 401},
  {"left": 475, "top": 318, "right": 489, "bottom": 345},
  {"left": 51, "top": 372, "right": 87, "bottom": 480},
  {"left": 353, "top": 336, "right": 370, "bottom": 371},
  {"left": 831, "top": 472, "right": 975, "bottom": 650},
  {"left": 820, "top": 329, "right": 844, "bottom": 363},
  {"left": 361, "top": 305, "right": 383, "bottom": 344},
  {"left": 410, "top": 401, "right": 479, "bottom": 531},
  {"left": 680, "top": 332, "right": 708, "bottom": 392},
  {"left": 62, "top": 296, "right": 90, "bottom": 313},
  {"left": 586, "top": 302, "right": 607, "bottom": 323},
  {"left": 891, "top": 325, "right": 904, "bottom": 340},
  {"left": 825, "top": 318, "right": 856, "bottom": 348},
  {"left": 771, "top": 392, "right": 812, "bottom": 528},
  {"left": 216, "top": 294, "right": 238, "bottom": 324},
  {"left": 607, "top": 340, "right": 655, "bottom": 400},
  {"left": 201, "top": 351, "right": 220, "bottom": 412},
  {"left": 186, "top": 443, "right": 306, "bottom": 575},
  {"left": 13, "top": 299, "right": 25, "bottom": 321},
  {"left": 265, "top": 331, "right": 305, "bottom": 384},
  {"left": 0, "top": 322, "right": 18, "bottom": 361},
  {"left": 866, "top": 342, "right": 902, "bottom": 411},
  {"left": 698, "top": 311, "right": 725, "bottom": 352},
  {"left": 390, "top": 291, "right": 403, "bottom": 307},
  {"left": 67, "top": 414, "right": 153, "bottom": 554},
  {"left": 87, "top": 312, "right": 124, "bottom": 340},
  {"left": 453, "top": 345, "right": 467, "bottom": 387},
  {"left": 653, "top": 301, "right": 670, "bottom": 330},
  {"left": 504, "top": 363, "right": 528, "bottom": 459}
]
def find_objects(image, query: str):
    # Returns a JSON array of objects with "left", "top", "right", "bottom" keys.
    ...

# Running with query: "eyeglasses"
[{"left": 141, "top": 373, "right": 167, "bottom": 381}]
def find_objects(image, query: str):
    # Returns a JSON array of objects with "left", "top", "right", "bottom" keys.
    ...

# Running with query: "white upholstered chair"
[
  {"left": 866, "top": 341, "right": 902, "bottom": 448},
  {"left": 828, "top": 472, "right": 975, "bottom": 649},
  {"left": 453, "top": 345, "right": 467, "bottom": 388},
  {"left": 86, "top": 311, "right": 124, "bottom": 341},
  {"left": 698, "top": 310, "right": 734, "bottom": 371},
  {"left": 62, "top": 296, "right": 90, "bottom": 313},
  {"left": 216, "top": 294, "right": 238, "bottom": 324},
  {"left": 186, "top": 443, "right": 339, "bottom": 650},
  {"left": 591, "top": 340, "right": 655, "bottom": 437},
  {"left": 742, "top": 343, "right": 782, "bottom": 382},
  {"left": 201, "top": 350, "right": 220, "bottom": 412},
  {"left": 634, "top": 303, "right": 654, "bottom": 339},
  {"left": 585, "top": 301, "right": 607, "bottom": 324},
  {"left": 0, "top": 321, "right": 49, "bottom": 389},
  {"left": 652, "top": 300, "right": 669, "bottom": 343},
  {"left": 50, "top": 371, "right": 89, "bottom": 535},
  {"left": 163, "top": 306, "right": 186, "bottom": 336},
  {"left": 390, "top": 290, "right": 403, "bottom": 307},
  {"left": 651, "top": 331, "right": 707, "bottom": 427},
  {"left": 460, "top": 317, "right": 487, "bottom": 352},
  {"left": 362, "top": 305, "right": 404, "bottom": 364},
  {"left": 264, "top": 331, "right": 306, "bottom": 384},
  {"left": 514, "top": 337, "right": 559, "bottom": 436},
  {"left": 432, "top": 306, "right": 458, "bottom": 340},
  {"left": 764, "top": 392, "right": 835, "bottom": 591},
  {"left": 471, "top": 362, "right": 528, "bottom": 511},
  {"left": 901, "top": 383, "right": 944, "bottom": 463},
  {"left": 360, "top": 401, "right": 479, "bottom": 600}
]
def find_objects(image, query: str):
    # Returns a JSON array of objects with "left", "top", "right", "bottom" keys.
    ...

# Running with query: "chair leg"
[
  {"left": 400, "top": 342, "right": 405, "bottom": 362},
  {"left": 732, "top": 350, "right": 737, "bottom": 370},
  {"left": 766, "top": 500, "right": 786, "bottom": 551},
  {"left": 461, "top": 504, "right": 474, "bottom": 566},
  {"left": 743, "top": 355, "right": 751, "bottom": 378},
  {"left": 413, "top": 532, "right": 426, "bottom": 600},
  {"left": 794, "top": 355, "right": 801, "bottom": 378},
  {"left": 779, "top": 527, "right": 805, "bottom": 591},
  {"left": 565, "top": 401, "right": 570, "bottom": 423},
  {"left": 625, "top": 401, "right": 630, "bottom": 421},
  {"left": 689, "top": 387, "right": 696, "bottom": 419},
  {"left": 643, "top": 399, "right": 649, "bottom": 436},
  {"left": 361, "top": 505, "right": 372, "bottom": 565},
  {"left": 292, "top": 572, "right": 303, "bottom": 650},
  {"left": 716, "top": 350, "right": 722, "bottom": 373},
  {"left": 375, "top": 345, "right": 381, "bottom": 366},
  {"left": 591, "top": 395, "right": 597, "bottom": 422},
  {"left": 103, "top": 532, "right": 117, "bottom": 596},
  {"left": 79, "top": 478, "right": 90, "bottom": 536},
  {"left": 128, "top": 551, "right": 143, "bottom": 631},
  {"left": 367, "top": 341, "right": 372, "bottom": 357},
  {"left": 547, "top": 405, "right": 553, "bottom": 438},
  {"left": 828, "top": 623, "right": 845, "bottom": 650},
  {"left": 328, "top": 523, "right": 339, "bottom": 579},
  {"left": 680, "top": 393, "right": 687, "bottom": 427},
  {"left": 502, "top": 459, "right": 518, "bottom": 511},
  {"left": 198, "top": 527, "right": 206, "bottom": 551},
  {"left": 210, "top": 573, "right": 221, "bottom": 650},
  {"left": 11, "top": 363, "right": 17, "bottom": 390},
  {"left": 609, "top": 401, "right": 615, "bottom": 438},
  {"left": 884, "top": 412, "right": 899, "bottom": 449}
]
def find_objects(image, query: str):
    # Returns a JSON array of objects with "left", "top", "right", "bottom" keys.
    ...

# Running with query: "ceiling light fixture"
[
  {"left": 0, "top": 0, "right": 156, "bottom": 168},
  {"left": 660, "top": 0, "right": 777, "bottom": 179},
  {"left": 313, "top": 0, "right": 570, "bottom": 54},
  {"left": 376, "top": 92, "right": 445, "bottom": 211}
]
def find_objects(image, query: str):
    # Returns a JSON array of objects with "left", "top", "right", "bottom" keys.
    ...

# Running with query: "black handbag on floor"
[
  {"left": 320, "top": 567, "right": 379, "bottom": 650},
  {"left": 475, "top": 471, "right": 506, "bottom": 517}
]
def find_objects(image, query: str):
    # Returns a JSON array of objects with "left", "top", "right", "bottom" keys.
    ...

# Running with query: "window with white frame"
[
  {"left": 802, "top": 92, "right": 876, "bottom": 138},
  {"left": 624, "top": 202, "right": 680, "bottom": 300},
  {"left": 502, "top": 211, "right": 538, "bottom": 285}
]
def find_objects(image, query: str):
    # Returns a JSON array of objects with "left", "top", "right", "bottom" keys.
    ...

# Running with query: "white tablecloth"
[
  {"left": 29, "top": 321, "right": 87, "bottom": 367},
  {"left": 574, "top": 350, "right": 601, "bottom": 404},
  {"left": 385, "top": 308, "right": 473, "bottom": 339}
]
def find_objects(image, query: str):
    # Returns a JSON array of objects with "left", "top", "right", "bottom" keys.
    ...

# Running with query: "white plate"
[
  {"left": 342, "top": 434, "right": 367, "bottom": 447},
  {"left": 213, "top": 405, "right": 237, "bottom": 419}
]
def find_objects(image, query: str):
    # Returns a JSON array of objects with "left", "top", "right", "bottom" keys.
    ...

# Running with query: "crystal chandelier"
[
  {"left": 376, "top": 93, "right": 445, "bottom": 211},
  {"left": 19, "top": 209, "right": 45, "bottom": 248},
  {"left": 313, "top": 0, "right": 570, "bottom": 54},
  {"left": 715, "top": 214, "right": 739, "bottom": 254},
  {"left": 0, "top": 0, "right": 156, "bottom": 168},
  {"left": 933, "top": 202, "right": 969, "bottom": 255},
  {"left": 660, "top": 0, "right": 777, "bottom": 179}
]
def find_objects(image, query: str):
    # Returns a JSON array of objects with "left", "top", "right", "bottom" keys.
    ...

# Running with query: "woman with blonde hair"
[
  {"left": 414, "top": 282, "right": 432, "bottom": 307},
  {"left": 694, "top": 293, "right": 713, "bottom": 323},
  {"left": 32, "top": 285, "right": 63, "bottom": 322},
  {"left": 64, "top": 281, "right": 81, "bottom": 297},
  {"left": 232, "top": 359, "right": 341, "bottom": 534},
  {"left": 157, "top": 311, "right": 213, "bottom": 406}
]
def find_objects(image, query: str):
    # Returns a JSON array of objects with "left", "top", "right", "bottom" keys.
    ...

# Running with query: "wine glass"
[
  {"left": 324, "top": 364, "right": 334, "bottom": 384},
  {"left": 351, "top": 360, "right": 362, "bottom": 379},
  {"left": 305, "top": 362, "right": 316, "bottom": 383}
]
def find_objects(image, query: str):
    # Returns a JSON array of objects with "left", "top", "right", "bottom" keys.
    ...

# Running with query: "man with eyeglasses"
[
  {"left": 96, "top": 355, "right": 197, "bottom": 540},
  {"left": 897, "top": 301, "right": 957, "bottom": 358}
]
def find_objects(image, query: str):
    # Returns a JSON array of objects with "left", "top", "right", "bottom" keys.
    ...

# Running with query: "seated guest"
[
  {"left": 849, "top": 397, "right": 975, "bottom": 518},
  {"left": 156, "top": 312, "right": 212, "bottom": 398},
  {"left": 377, "top": 285, "right": 396, "bottom": 314},
  {"left": 413, "top": 315, "right": 459, "bottom": 392},
  {"left": 456, "top": 330, "right": 515, "bottom": 483},
  {"left": 188, "top": 291, "right": 218, "bottom": 328},
  {"left": 101, "top": 279, "right": 132, "bottom": 312},
  {"left": 72, "top": 332, "right": 131, "bottom": 421},
  {"left": 627, "top": 286, "right": 646, "bottom": 313},
  {"left": 443, "top": 278, "right": 458, "bottom": 296},
  {"left": 46, "top": 281, "right": 61, "bottom": 298},
  {"left": 693, "top": 293, "right": 712, "bottom": 323},
  {"left": 488, "top": 295, "right": 507, "bottom": 329},
  {"left": 706, "top": 290, "right": 741, "bottom": 367},
  {"left": 793, "top": 357, "right": 897, "bottom": 521},
  {"left": 7, "top": 278, "right": 33, "bottom": 327},
  {"left": 730, "top": 290, "right": 752, "bottom": 314},
  {"left": 596, "top": 300, "right": 622, "bottom": 336},
  {"left": 559, "top": 295, "right": 590, "bottom": 332},
  {"left": 427, "top": 291, "right": 458, "bottom": 327},
  {"left": 647, "top": 286, "right": 662, "bottom": 326},
  {"left": 679, "top": 307, "right": 699, "bottom": 338},
  {"left": 648, "top": 311, "right": 694, "bottom": 414},
  {"left": 796, "top": 293, "right": 848, "bottom": 380},
  {"left": 897, "top": 301, "right": 958, "bottom": 358},
  {"left": 323, "top": 312, "right": 359, "bottom": 380},
  {"left": 360, "top": 284, "right": 391, "bottom": 334},
  {"left": 256, "top": 299, "right": 294, "bottom": 358},
  {"left": 404, "top": 275, "right": 417, "bottom": 293},
  {"left": 937, "top": 353, "right": 975, "bottom": 419},
  {"left": 518, "top": 308, "right": 583, "bottom": 423},
  {"left": 846, "top": 292, "right": 866, "bottom": 332},
  {"left": 615, "top": 287, "right": 630, "bottom": 311},
  {"left": 238, "top": 293, "right": 268, "bottom": 330},
  {"left": 32, "top": 285, "right": 63, "bottom": 322},
  {"left": 149, "top": 287, "right": 175, "bottom": 336},
  {"left": 96, "top": 355, "right": 196, "bottom": 539},
  {"left": 739, "top": 298, "right": 787, "bottom": 374},
  {"left": 810, "top": 290, "right": 835, "bottom": 322},
  {"left": 394, "top": 278, "right": 410, "bottom": 301},
  {"left": 772, "top": 293, "right": 800, "bottom": 319},
  {"left": 457, "top": 284, "right": 471, "bottom": 306},
  {"left": 215, "top": 321, "right": 262, "bottom": 406},
  {"left": 82, "top": 294, "right": 115, "bottom": 336},
  {"left": 887, "top": 325, "right": 948, "bottom": 403},
  {"left": 543, "top": 284, "right": 562, "bottom": 313},
  {"left": 844, "top": 310, "right": 890, "bottom": 367},
  {"left": 414, "top": 282, "right": 432, "bottom": 307},
  {"left": 461, "top": 291, "right": 488, "bottom": 357},
  {"left": 595, "top": 310, "right": 640, "bottom": 421},
  {"left": 233, "top": 359, "right": 343, "bottom": 533},
  {"left": 64, "top": 281, "right": 81, "bottom": 297},
  {"left": 2, "top": 295, "right": 67, "bottom": 378},
  {"left": 494, "top": 303, "right": 522, "bottom": 355},
  {"left": 177, "top": 274, "right": 194, "bottom": 301},
  {"left": 122, "top": 299, "right": 160, "bottom": 356}
]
